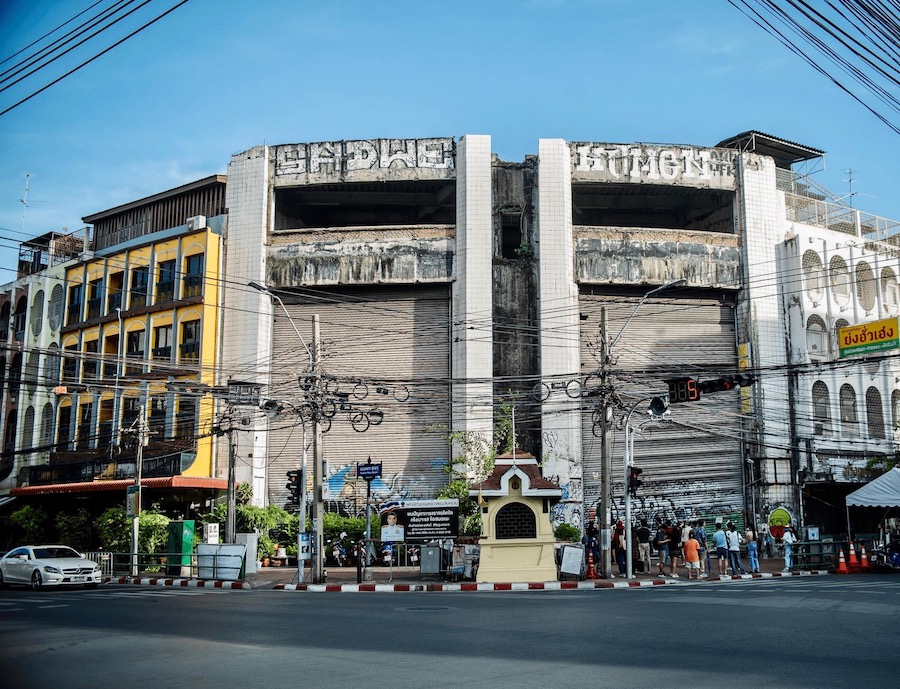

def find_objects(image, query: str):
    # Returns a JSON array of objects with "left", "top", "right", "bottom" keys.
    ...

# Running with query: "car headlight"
[
  {"left": 44, "top": 565, "right": 61, "bottom": 574},
  {"left": 93, "top": 566, "right": 102, "bottom": 573}
]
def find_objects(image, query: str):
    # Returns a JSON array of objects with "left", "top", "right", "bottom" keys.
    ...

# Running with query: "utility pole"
[
  {"left": 129, "top": 405, "right": 147, "bottom": 576},
  {"left": 311, "top": 315, "right": 325, "bottom": 584},
  {"left": 224, "top": 420, "right": 236, "bottom": 543},
  {"left": 599, "top": 307, "right": 612, "bottom": 579}
]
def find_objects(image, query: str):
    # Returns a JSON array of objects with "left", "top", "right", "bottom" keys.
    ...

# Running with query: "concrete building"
[
  {"left": 3, "top": 131, "right": 897, "bottom": 546},
  {"left": 0, "top": 177, "right": 229, "bottom": 523}
]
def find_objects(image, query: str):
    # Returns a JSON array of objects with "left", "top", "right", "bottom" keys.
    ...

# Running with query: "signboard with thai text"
[
  {"left": 838, "top": 317, "right": 900, "bottom": 358},
  {"left": 380, "top": 499, "right": 459, "bottom": 540}
]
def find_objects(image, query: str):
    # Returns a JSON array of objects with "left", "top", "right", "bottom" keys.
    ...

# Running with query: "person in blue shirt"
[{"left": 712, "top": 521, "right": 728, "bottom": 576}]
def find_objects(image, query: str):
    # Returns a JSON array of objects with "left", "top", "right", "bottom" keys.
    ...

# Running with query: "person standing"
[
  {"left": 726, "top": 522, "right": 747, "bottom": 575},
  {"left": 692, "top": 519, "right": 709, "bottom": 577},
  {"left": 682, "top": 531, "right": 702, "bottom": 580},
  {"left": 655, "top": 521, "right": 670, "bottom": 576},
  {"left": 746, "top": 526, "right": 760, "bottom": 573},
  {"left": 612, "top": 520, "right": 627, "bottom": 577},
  {"left": 713, "top": 521, "right": 728, "bottom": 576},
  {"left": 668, "top": 521, "right": 682, "bottom": 578},
  {"left": 782, "top": 524, "right": 797, "bottom": 571},
  {"left": 636, "top": 518, "right": 652, "bottom": 575}
]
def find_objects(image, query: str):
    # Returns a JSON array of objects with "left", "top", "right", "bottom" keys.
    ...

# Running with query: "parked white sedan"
[{"left": 0, "top": 545, "right": 102, "bottom": 590}]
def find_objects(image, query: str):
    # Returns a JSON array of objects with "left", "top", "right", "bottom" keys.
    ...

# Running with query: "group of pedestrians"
[{"left": 585, "top": 513, "right": 797, "bottom": 579}]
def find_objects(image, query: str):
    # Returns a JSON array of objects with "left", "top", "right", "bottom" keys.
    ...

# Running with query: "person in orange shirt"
[{"left": 682, "top": 532, "right": 702, "bottom": 581}]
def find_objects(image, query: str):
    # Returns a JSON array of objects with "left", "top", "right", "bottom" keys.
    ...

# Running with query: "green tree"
[
  {"left": 10, "top": 505, "right": 49, "bottom": 544},
  {"left": 428, "top": 400, "right": 517, "bottom": 536},
  {"left": 55, "top": 508, "right": 92, "bottom": 551}
]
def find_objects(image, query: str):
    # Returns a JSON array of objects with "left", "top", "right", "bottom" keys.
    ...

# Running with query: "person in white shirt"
[
  {"left": 726, "top": 522, "right": 747, "bottom": 575},
  {"left": 782, "top": 524, "right": 797, "bottom": 571}
]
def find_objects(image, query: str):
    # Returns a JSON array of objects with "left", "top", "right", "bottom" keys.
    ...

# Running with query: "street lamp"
[
  {"left": 623, "top": 395, "right": 668, "bottom": 580},
  {"left": 248, "top": 282, "right": 325, "bottom": 583},
  {"left": 597, "top": 277, "right": 685, "bottom": 578}
]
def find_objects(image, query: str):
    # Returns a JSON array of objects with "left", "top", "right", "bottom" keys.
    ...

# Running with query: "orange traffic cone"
[
  {"left": 860, "top": 544, "right": 870, "bottom": 570},
  {"left": 586, "top": 550, "right": 597, "bottom": 579},
  {"left": 848, "top": 541, "right": 860, "bottom": 568},
  {"left": 835, "top": 548, "right": 849, "bottom": 574}
]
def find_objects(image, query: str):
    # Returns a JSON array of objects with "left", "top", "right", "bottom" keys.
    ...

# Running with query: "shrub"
[
  {"left": 10, "top": 505, "right": 50, "bottom": 544},
  {"left": 554, "top": 523, "right": 582, "bottom": 542},
  {"left": 55, "top": 508, "right": 92, "bottom": 551}
]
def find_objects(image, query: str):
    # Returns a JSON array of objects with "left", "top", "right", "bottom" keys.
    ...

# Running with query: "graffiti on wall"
[
  {"left": 571, "top": 142, "right": 738, "bottom": 187},
  {"left": 275, "top": 138, "right": 455, "bottom": 177}
]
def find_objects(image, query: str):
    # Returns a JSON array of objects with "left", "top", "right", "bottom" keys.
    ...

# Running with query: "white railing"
[{"left": 785, "top": 192, "right": 900, "bottom": 242}]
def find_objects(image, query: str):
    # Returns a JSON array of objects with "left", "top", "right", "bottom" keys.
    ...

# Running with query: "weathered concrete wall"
[
  {"left": 575, "top": 227, "right": 742, "bottom": 288},
  {"left": 266, "top": 227, "right": 454, "bottom": 286},
  {"left": 272, "top": 138, "right": 455, "bottom": 187}
]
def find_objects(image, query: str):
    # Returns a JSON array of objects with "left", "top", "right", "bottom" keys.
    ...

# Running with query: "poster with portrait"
[{"left": 380, "top": 508, "right": 406, "bottom": 542}]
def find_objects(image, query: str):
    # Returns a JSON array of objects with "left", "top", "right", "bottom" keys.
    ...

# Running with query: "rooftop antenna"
[
  {"left": 842, "top": 168, "right": 855, "bottom": 207},
  {"left": 19, "top": 173, "right": 30, "bottom": 233}
]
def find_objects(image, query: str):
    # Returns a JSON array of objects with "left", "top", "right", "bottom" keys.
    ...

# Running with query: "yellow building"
[{"left": 8, "top": 176, "right": 227, "bottom": 515}]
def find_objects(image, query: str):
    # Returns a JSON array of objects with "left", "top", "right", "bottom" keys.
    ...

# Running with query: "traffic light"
[
  {"left": 286, "top": 470, "right": 300, "bottom": 505},
  {"left": 668, "top": 374, "right": 756, "bottom": 403},
  {"left": 667, "top": 378, "right": 700, "bottom": 403},
  {"left": 628, "top": 467, "right": 643, "bottom": 495},
  {"left": 699, "top": 377, "right": 735, "bottom": 393}
]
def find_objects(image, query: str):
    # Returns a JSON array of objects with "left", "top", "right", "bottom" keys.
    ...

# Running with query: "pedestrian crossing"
[{"left": 0, "top": 587, "right": 229, "bottom": 612}]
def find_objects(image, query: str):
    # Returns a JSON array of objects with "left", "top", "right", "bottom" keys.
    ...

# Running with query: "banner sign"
[
  {"left": 380, "top": 499, "right": 460, "bottom": 540},
  {"left": 839, "top": 317, "right": 900, "bottom": 358}
]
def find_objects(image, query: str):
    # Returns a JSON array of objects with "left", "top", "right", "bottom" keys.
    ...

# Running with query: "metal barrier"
[{"left": 83, "top": 550, "right": 245, "bottom": 579}]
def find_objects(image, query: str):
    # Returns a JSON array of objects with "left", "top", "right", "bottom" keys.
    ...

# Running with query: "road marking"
[
  {"left": 37, "top": 604, "right": 68, "bottom": 609},
  {"left": 0, "top": 608, "right": 24, "bottom": 612}
]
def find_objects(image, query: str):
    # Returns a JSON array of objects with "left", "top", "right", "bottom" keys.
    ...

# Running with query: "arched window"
[
  {"left": 892, "top": 390, "right": 900, "bottom": 434},
  {"left": 856, "top": 262, "right": 876, "bottom": 313},
  {"left": 806, "top": 315, "right": 827, "bottom": 358},
  {"left": 21, "top": 406, "right": 35, "bottom": 454},
  {"left": 12, "top": 296, "right": 26, "bottom": 341},
  {"left": 8, "top": 352, "right": 22, "bottom": 399},
  {"left": 812, "top": 381, "right": 831, "bottom": 435},
  {"left": 45, "top": 343, "right": 60, "bottom": 389},
  {"left": 882, "top": 268, "right": 900, "bottom": 315},
  {"left": 24, "top": 350, "right": 39, "bottom": 395},
  {"left": 830, "top": 256, "right": 851, "bottom": 307},
  {"left": 866, "top": 387, "right": 886, "bottom": 439},
  {"left": 48, "top": 284, "right": 64, "bottom": 331},
  {"left": 833, "top": 318, "right": 849, "bottom": 358},
  {"left": 840, "top": 384, "right": 858, "bottom": 436},
  {"left": 39, "top": 403, "right": 55, "bottom": 445},
  {"left": 30, "top": 289, "right": 44, "bottom": 337},
  {"left": 802, "top": 250, "right": 825, "bottom": 302},
  {"left": 495, "top": 502, "right": 537, "bottom": 539}
]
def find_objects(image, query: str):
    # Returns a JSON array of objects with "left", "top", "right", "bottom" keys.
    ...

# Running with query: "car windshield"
[{"left": 33, "top": 547, "right": 81, "bottom": 559}]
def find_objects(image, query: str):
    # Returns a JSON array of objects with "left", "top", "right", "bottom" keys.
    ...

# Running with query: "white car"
[{"left": 0, "top": 545, "right": 102, "bottom": 590}]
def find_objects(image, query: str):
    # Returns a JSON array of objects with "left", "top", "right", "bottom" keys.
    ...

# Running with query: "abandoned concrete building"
[
  {"left": 3, "top": 132, "right": 898, "bottom": 542},
  {"left": 218, "top": 132, "right": 899, "bottom": 539}
]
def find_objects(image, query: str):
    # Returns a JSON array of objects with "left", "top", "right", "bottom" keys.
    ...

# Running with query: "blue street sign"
[{"left": 357, "top": 462, "right": 382, "bottom": 480}]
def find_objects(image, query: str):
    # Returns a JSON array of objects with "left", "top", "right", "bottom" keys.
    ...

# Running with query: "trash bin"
[{"left": 166, "top": 520, "right": 194, "bottom": 576}]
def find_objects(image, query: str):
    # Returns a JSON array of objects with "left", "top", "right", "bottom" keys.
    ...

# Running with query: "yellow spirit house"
[{"left": 2, "top": 177, "right": 228, "bottom": 518}]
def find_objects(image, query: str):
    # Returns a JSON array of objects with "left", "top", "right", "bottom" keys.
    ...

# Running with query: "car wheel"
[
  {"left": 30, "top": 570, "right": 43, "bottom": 591},
  {"left": 84, "top": 583, "right": 98, "bottom": 590}
]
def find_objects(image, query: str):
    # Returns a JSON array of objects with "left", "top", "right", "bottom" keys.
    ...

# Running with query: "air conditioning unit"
[{"left": 186, "top": 215, "right": 206, "bottom": 231}]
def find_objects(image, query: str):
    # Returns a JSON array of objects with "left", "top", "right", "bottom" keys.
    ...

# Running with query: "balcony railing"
[
  {"left": 155, "top": 280, "right": 175, "bottom": 304},
  {"left": 108, "top": 291, "right": 123, "bottom": 314},
  {"left": 86, "top": 297, "right": 102, "bottom": 320},
  {"left": 66, "top": 302, "right": 82, "bottom": 325},
  {"left": 130, "top": 291, "right": 147, "bottom": 309},
  {"left": 784, "top": 192, "right": 900, "bottom": 241},
  {"left": 180, "top": 341, "right": 200, "bottom": 362},
  {"left": 20, "top": 451, "right": 187, "bottom": 486},
  {"left": 183, "top": 275, "right": 202, "bottom": 298}
]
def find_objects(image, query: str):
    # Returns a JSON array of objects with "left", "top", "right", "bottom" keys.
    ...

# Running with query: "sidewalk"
[{"left": 102, "top": 553, "right": 832, "bottom": 592}]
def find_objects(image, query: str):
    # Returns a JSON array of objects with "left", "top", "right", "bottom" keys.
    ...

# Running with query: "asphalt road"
[{"left": 1, "top": 574, "right": 897, "bottom": 689}]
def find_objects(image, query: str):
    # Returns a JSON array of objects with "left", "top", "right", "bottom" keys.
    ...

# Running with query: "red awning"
[{"left": 10, "top": 476, "right": 227, "bottom": 496}]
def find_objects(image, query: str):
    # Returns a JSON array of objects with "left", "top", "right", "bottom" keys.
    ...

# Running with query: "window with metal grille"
[
  {"left": 48, "top": 284, "right": 64, "bottom": 331},
  {"left": 840, "top": 384, "right": 858, "bottom": 436},
  {"left": 183, "top": 254, "right": 204, "bottom": 297},
  {"left": 30, "top": 289, "right": 44, "bottom": 337},
  {"left": 882, "top": 268, "right": 899, "bottom": 315},
  {"left": 156, "top": 260, "right": 177, "bottom": 304},
  {"left": 866, "top": 387, "right": 886, "bottom": 439},
  {"left": 832, "top": 318, "right": 849, "bottom": 357},
  {"left": 802, "top": 250, "right": 824, "bottom": 302},
  {"left": 806, "top": 315, "right": 827, "bottom": 358},
  {"left": 830, "top": 256, "right": 851, "bottom": 307},
  {"left": 495, "top": 501, "right": 536, "bottom": 539},
  {"left": 39, "top": 402, "right": 54, "bottom": 445},
  {"left": 130, "top": 266, "right": 149, "bottom": 309},
  {"left": 812, "top": 381, "right": 831, "bottom": 436},
  {"left": 893, "top": 390, "right": 900, "bottom": 432},
  {"left": 855, "top": 262, "right": 876, "bottom": 312},
  {"left": 126, "top": 329, "right": 145, "bottom": 375}
]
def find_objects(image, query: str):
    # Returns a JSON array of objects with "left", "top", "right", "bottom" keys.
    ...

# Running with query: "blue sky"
[{"left": 1, "top": 0, "right": 897, "bottom": 278}]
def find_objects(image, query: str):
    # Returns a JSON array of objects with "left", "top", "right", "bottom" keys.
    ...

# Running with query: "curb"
[
  {"left": 710, "top": 569, "right": 830, "bottom": 581},
  {"left": 274, "top": 578, "right": 677, "bottom": 592},
  {"left": 103, "top": 576, "right": 251, "bottom": 590}
]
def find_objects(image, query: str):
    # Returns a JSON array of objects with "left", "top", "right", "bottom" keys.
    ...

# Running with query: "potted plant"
[{"left": 258, "top": 534, "right": 275, "bottom": 567}]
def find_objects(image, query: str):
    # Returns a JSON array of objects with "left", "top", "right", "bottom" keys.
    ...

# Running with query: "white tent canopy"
[{"left": 845, "top": 468, "right": 900, "bottom": 508}]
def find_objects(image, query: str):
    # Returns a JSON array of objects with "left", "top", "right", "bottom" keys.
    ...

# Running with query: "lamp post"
[
  {"left": 623, "top": 395, "right": 668, "bottom": 579},
  {"left": 248, "top": 282, "right": 324, "bottom": 583},
  {"left": 597, "top": 278, "right": 685, "bottom": 578}
]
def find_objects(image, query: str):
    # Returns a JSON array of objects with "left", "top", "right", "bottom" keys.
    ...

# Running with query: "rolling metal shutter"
[
  {"left": 579, "top": 293, "right": 744, "bottom": 519},
  {"left": 268, "top": 286, "right": 451, "bottom": 514}
]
